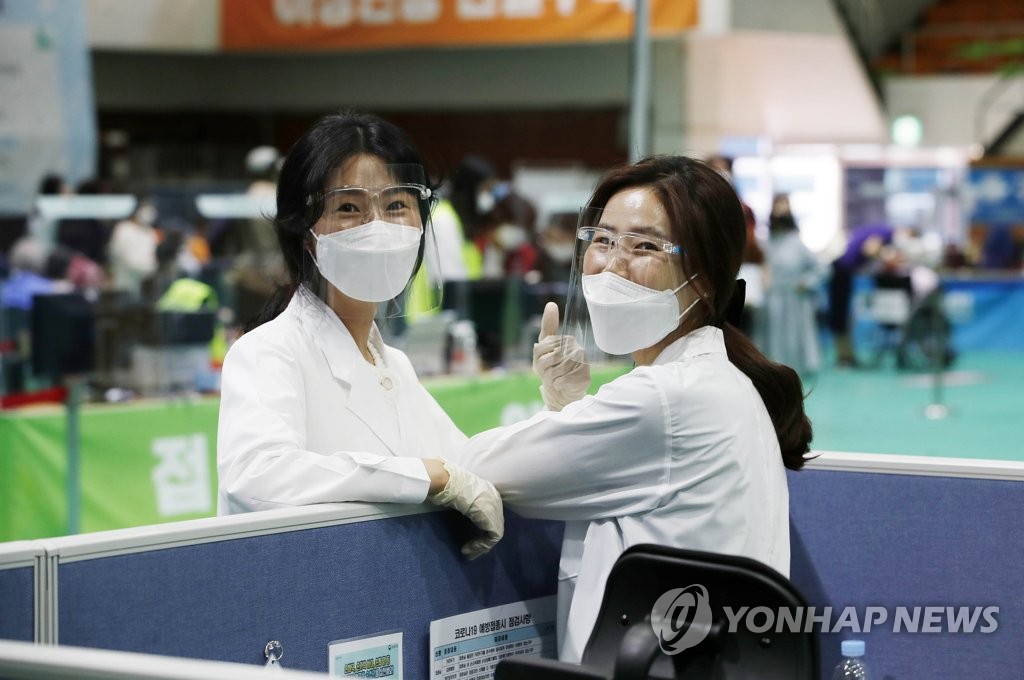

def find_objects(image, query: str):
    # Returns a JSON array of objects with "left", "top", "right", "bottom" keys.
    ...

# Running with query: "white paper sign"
[
  {"left": 329, "top": 631, "right": 403, "bottom": 679},
  {"left": 429, "top": 596, "right": 557, "bottom": 679},
  {"left": 150, "top": 433, "right": 211, "bottom": 516}
]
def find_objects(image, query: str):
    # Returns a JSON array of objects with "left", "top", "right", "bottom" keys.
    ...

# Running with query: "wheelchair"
[{"left": 865, "top": 272, "right": 955, "bottom": 371}]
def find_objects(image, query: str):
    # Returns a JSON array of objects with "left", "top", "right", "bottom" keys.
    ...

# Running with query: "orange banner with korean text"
[{"left": 221, "top": 0, "right": 697, "bottom": 51}]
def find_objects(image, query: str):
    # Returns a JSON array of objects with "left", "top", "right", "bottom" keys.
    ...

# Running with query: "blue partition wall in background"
[
  {"left": 16, "top": 459, "right": 1024, "bottom": 679},
  {"left": 0, "top": 569, "right": 34, "bottom": 643},
  {"left": 0, "top": 543, "right": 41, "bottom": 643},
  {"left": 788, "top": 468, "right": 1024, "bottom": 679},
  {"left": 852, "top": 274, "right": 1024, "bottom": 352},
  {"left": 53, "top": 509, "right": 563, "bottom": 676}
]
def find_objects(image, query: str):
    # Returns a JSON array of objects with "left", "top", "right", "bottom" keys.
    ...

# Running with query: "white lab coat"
[
  {"left": 217, "top": 288, "right": 467, "bottom": 514},
  {"left": 447, "top": 326, "right": 790, "bottom": 663}
]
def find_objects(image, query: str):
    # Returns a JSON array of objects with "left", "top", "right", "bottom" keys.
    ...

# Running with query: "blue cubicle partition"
[
  {"left": 34, "top": 453, "right": 1024, "bottom": 679},
  {"left": 0, "top": 543, "right": 43, "bottom": 643},
  {"left": 788, "top": 455, "right": 1024, "bottom": 680},
  {"left": 0, "top": 640, "right": 328, "bottom": 680},
  {"left": 46, "top": 504, "right": 562, "bottom": 675}
]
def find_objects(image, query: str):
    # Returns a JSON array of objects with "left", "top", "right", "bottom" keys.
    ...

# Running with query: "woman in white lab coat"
[
  {"left": 217, "top": 111, "right": 502, "bottom": 559},
  {"left": 447, "top": 156, "right": 814, "bottom": 661}
]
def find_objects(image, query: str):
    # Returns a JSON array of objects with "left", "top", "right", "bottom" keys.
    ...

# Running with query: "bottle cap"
[{"left": 841, "top": 640, "right": 865, "bottom": 657}]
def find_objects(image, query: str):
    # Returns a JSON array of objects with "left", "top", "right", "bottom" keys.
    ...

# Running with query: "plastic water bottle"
[
  {"left": 831, "top": 640, "right": 870, "bottom": 679},
  {"left": 448, "top": 320, "right": 479, "bottom": 376}
]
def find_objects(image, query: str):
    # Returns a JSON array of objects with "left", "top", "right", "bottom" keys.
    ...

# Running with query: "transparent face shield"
[
  {"left": 305, "top": 162, "right": 441, "bottom": 320},
  {"left": 560, "top": 206, "right": 693, "bottom": 364}
]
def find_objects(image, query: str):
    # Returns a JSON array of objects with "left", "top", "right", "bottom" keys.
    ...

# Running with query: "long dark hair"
[
  {"left": 247, "top": 110, "right": 433, "bottom": 330},
  {"left": 587, "top": 156, "right": 812, "bottom": 470}
]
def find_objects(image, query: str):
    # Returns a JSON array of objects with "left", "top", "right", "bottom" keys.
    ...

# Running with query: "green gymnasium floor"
[{"left": 804, "top": 350, "right": 1024, "bottom": 461}]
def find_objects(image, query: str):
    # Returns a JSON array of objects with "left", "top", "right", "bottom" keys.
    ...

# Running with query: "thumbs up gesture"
[{"left": 532, "top": 302, "right": 590, "bottom": 412}]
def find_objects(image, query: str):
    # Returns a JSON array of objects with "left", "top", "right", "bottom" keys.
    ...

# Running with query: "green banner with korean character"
[
  {"left": 0, "top": 399, "right": 220, "bottom": 541},
  {"left": 0, "top": 367, "right": 630, "bottom": 541}
]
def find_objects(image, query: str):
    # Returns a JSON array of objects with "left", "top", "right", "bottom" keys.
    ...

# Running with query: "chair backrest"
[
  {"left": 871, "top": 288, "right": 912, "bottom": 325},
  {"left": 30, "top": 293, "right": 96, "bottom": 378},
  {"left": 581, "top": 544, "right": 819, "bottom": 680}
]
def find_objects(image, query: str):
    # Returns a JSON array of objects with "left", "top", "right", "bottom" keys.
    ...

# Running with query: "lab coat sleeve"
[
  {"left": 217, "top": 336, "right": 430, "bottom": 512},
  {"left": 418, "top": 382, "right": 470, "bottom": 453},
  {"left": 447, "top": 367, "right": 671, "bottom": 522}
]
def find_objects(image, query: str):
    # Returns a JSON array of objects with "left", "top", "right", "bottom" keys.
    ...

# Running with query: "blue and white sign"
[
  {"left": 967, "top": 168, "right": 1024, "bottom": 225},
  {"left": 0, "top": 0, "right": 96, "bottom": 213}
]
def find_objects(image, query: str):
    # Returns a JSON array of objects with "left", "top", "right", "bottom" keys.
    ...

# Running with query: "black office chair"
[{"left": 496, "top": 544, "right": 819, "bottom": 680}]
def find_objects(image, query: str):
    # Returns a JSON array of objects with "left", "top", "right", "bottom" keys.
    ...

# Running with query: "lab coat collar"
[
  {"left": 290, "top": 288, "right": 388, "bottom": 385},
  {"left": 652, "top": 325, "right": 726, "bottom": 366},
  {"left": 291, "top": 289, "right": 403, "bottom": 454}
]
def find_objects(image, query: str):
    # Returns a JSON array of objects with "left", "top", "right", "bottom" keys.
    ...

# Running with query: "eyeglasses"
[
  {"left": 577, "top": 226, "right": 681, "bottom": 257},
  {"left": 313, "top": 184, "right": 431, "bottom": 229}
]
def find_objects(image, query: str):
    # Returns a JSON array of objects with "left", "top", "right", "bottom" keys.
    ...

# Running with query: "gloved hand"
[
  {"left": 427, "top": 461, "right": 504, "bottom": 560},
  {"left": 533, "top": 302, "right": 590, "bottom": 411}
]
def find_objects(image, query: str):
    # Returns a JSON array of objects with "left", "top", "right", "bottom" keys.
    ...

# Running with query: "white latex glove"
[
  {"left": 532, "top": 302, "right": 590, "bottom": 411},
  {"left": 428, "top": 461, "right": 504, "bottom": 560}
]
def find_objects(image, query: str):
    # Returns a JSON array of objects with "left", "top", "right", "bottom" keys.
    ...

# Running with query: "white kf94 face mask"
[
  {"left": 311, "top": 220, "right": 422, "bottom": 302},
  {"left": 582, "top": 271, "right": 699, "bottom": 355}
]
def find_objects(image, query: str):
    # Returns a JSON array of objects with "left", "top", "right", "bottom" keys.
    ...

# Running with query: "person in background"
[
  {"left": 890, "top": 227, "right": 943, "bottom": 303},
  {"left": 706, "top": 154, "right": 756, "bottom": 233},
  {"left": 447, "top": 156, "right": 812, "bottom": 662},
  {"left": 737, "top": 218, "right": 766, "bottom": 344},
  {"left": 0, "top": 238, "right": 62, "bottom": 311},
  {"left": 449, "top": 155, "right": 502, "bottom": 255},
  {"left": 245, "top": 145, "right": 280, "bottom": 200},
  {"left": 28, "top": 173, "right": 70, "bottom": 251},
  {"left": 107, "top": 197, "right": 159, "bottom": 301},
  {"left": 157, "top": 216, "right": 205, "bottom": 280},
  {"left": 149, "top": 229, "right": 188, "bottom": 301},
  {"left": 37, "top": 174, "right": 68, "bottom": 197},
  {"left": 762, "top": 195, "right": 826, "bottom": 377},
  {"left": 403, "top": 155, "right": 491, "bottom": 322},
  {"left": 706, "top": 155, "right": 763, "bottom": 341},
  {"left": 432, "top": 154, "right": 497, "bottom": 282},
  {"left": 185, "top": 220, "right": 213, "bottom": 270},
  {"left": 216, "top": 111, "right": 502, "bottom": 559},
  {"left": 478, "top": 191, "right": 539, "bottom": 278},
  {"left": 828, "top": 222, "right": 894, "bottom": 367},
  {"left": 473, "top": 191, "right": 540, "bottom": 368},
  {"left": 0, "top": 237, "right": 65, "bottom": 393},
  {"left": 535, "top": 212, "right": 577, "bottom": 284},
  {"left": 206, "top": 145, "right": 287, "bottom": 327},
  {"left": 56, "top": 179, "right": 110, "bottom": 266}
]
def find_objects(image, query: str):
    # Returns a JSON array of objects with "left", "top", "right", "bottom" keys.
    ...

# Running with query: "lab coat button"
[{"left": 380, "top": 375, "right": 394, "bottom": 390}]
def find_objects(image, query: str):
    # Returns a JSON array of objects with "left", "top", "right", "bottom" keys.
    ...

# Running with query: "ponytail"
[{"left": 722, "top": 323, "right": 813, "bottom": 470}]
